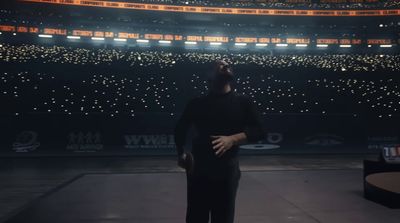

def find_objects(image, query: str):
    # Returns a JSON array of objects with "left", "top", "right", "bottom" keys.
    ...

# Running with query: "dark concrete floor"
[{"left": 1, "top": 154, "right": 395, "bottom": 223}]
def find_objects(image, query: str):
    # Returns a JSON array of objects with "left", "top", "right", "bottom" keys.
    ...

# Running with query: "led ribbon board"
[{"left": 20, "top": 0, "right": 400, "bottom": 16}]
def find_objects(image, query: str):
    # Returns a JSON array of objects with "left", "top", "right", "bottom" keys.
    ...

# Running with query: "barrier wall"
[{"left": 1, "top": 113, "right": 398, "bottom": 156}]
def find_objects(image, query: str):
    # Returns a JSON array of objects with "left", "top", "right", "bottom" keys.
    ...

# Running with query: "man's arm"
[
  {"left": 174, "top": 99, "right": 194, "bottom": 156},
  {"left": 212, "top": 97, "right": 265, "bottom": 157}
]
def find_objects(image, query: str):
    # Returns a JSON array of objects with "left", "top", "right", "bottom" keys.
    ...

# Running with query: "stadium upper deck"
[
  {"left": 2, "top": 0, "right": 399, "bottom": 50},
  {"left": 17, "top": 0, "right": 400, "bottom": 16}
]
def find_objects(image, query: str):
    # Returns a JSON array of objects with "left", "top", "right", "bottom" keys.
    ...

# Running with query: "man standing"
[{"left": 174, "top": 60, "right": 265, "bottom": 223}]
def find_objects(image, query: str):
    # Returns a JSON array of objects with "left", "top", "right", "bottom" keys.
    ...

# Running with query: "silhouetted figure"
[{"left": 174, "top": 60, "right": 265, "bottom": 223}]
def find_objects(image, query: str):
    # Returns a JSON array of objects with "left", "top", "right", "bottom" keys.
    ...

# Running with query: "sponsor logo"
[
  {"left": 368, "top": 136, "right": 399, "bottom": 150},
  {"left": 382, "top": 146, "right": 400, "bottom": 164},
  {"left": 67, "top": 132, "right": 103, "bottom": 153},
  {"left": 239, "top": 133, "right": 282, "bottom": 150},
  {"left": 12, "top": 131, "right": 40, "bottom": 152},
  {"left": 124, "top": 134, "right": 175, "bottom": 149},
  {"left": 304, "top": 134, "right": 344, "bottom": 146}
]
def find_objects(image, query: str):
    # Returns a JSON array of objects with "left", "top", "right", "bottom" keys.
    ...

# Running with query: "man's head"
[{"left": 207, "top": 60, "right": 234, "bottom": 86}]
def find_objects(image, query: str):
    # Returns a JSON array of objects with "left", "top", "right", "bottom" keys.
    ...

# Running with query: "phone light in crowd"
[
  {"left": 38, "top": 34, "right": 53, "bottom": 38},
  {"left": 210, "top": 42, "right": 222, "bottom": 46},
  {"left": 0, "top": 32, "right": 2, "bottom": 35},
  {"left": 316, "top": 44, "right": 328, "bottom": 48},
  {"left": 13, "top": 33, "right": 16, "bottom": 36},
  {"left": 339, "top": 44, "right": 352, "bottom": 48},
  {"left": 136, "top": 39, "right": 149, "bottom": 43},
  {"left": 158, "top": 40, "right": 171, "bottom": 44},
  {"left": 114, "top": 38, "right": 127, "bottom": 42},
  {"left": 91, "top": 37, "right": 105, "bottom": 41},
  {"left": 234, "top": 43, "right": 247, "bottom": 46},
  {"left": 67, "top": 36, "right": 80, "bottom": 40},
  {"left": 295, "top": 44, "right": 308, "bottom": 47},
  {"left": 184, "top": 41, "right": 197, "bottom": 45},
  {"left": 368, "top": 45, "right": 372, "bottom": 47},
  {"left": 276, "top": 43, "right": 288, "bottom": 47},
  {"left": 380, "top": 45, "right": 392, "bottom": 48},
  {"left": 255, "top": 43, "right": 268, "bottom": 47}
]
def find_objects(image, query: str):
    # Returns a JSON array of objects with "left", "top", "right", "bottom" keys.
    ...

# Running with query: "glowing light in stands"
[
  {"left": 137, "top": 39, "right": 149, "bottom": 43},
  {"left": 210, "top": 42, "right": 222, "bottom": 46},
  {"left": 38, "top": 34, "right": 53, "bottom": 38},
  {"left": 67, "top": 36, "right": 81, "bottom": 40},
  {"left": 114, "top": 38, "right": 127, "bottom": 42},
  {"left": 235, "top": 43, "right": 247, "bottom": 46},
  {"left": 91, "top": 37, "right": 105, "bottom": 41}
]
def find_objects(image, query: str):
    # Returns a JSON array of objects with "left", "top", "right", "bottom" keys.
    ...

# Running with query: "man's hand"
[
  {"left": 211, "top": 135, "right": 235, "bottom": 157},
  {"left": 177, "top": 153, "right": 187, "bottom": 169}
]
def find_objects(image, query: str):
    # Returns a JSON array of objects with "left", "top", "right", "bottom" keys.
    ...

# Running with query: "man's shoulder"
[
  {"left": 187, "top": 95, "right": 203, "bottom": 107},
  {"left": 233, "top": 92, "right": 251, "bottom": 102}
]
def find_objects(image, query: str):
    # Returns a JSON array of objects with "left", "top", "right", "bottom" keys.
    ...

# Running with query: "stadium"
[{"left": 0, "top": 0, "right": 399, "bottom": 222}]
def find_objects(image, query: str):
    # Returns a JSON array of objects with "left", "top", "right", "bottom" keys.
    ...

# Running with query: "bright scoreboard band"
[
  {"left": 19, "top": 0, "right": 400, "bottom": 17},
  {"left": 0, "top": 25, "right": 398, "bottom": 45}
]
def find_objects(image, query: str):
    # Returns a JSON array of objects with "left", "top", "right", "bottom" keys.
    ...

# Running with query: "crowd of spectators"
[
  {"left": 129, "top": 0, "right": 400, "bottom": 9},
  {"left": 0, "top": 43, "right": 399, "bottom": 119}
]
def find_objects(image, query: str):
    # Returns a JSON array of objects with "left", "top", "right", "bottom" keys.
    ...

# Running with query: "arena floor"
[{"left": 1, "top": 154, "right": 398, "bottom": 223}]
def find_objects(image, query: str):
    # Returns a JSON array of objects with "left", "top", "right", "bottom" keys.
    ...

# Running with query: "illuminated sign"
[
  {"left": 271, "top": 38, "right": 284, "bottom": 43},
  {"left": 174, "top": 35, "right": 183, "bottom": 41},
  {"left": 118, "top": 32, "right": 139, "bottom": 39},
  {"left": 144, "top": 34, "right": 164, "bottom": 40},
  {"left": 204, "top": 36, "right": 229, "bottom": 42},
  {"left": 20, "top": 0, "right": 400, "bottom": 17},
  {"left": 286, "top": 38, "right": 310, "bottom": 44},
  {"left": 186, "top": 36, "right": 203, "bottom": 41},
  {"left": 367, "top": 39, "right": 392, "bottom": 44},
  {"left": 43, "top": 28, "right": 67, "bottom": 35},
  {"left": 317, "top": 39, "right": 339, "bottom": 44},
  {"left": 0, "top": 25, "right": 16, "bottom": 32},
  {"left": 94, "top": 31, "right": 104, "bottom": 37},
  {"left": 72, "top": 30, "right": 93, "bottom": 37},
  {"left": 29, "top": 27, "right": 39, "bottom": 33},
  {"left": 258, "top": 38, "right": 270, "bottom": 43},
  {"left": 17, "top": 26, "right": 28, "bottom": 33},
  {"left": 235, "top": 37, "right": 258, "bottom": 43},
  {"left": 105, "top": 32, "right": 114, "bottom": 38},
  {"left": 1, "top": 23, "right": 398, "bottom": 47}
]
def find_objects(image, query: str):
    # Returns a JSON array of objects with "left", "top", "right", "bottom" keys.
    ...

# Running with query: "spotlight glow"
[
  {"left": 184, "top": 41, "right": 197, "bottom": 45},
  {"left": 137, "top": 39, "right": 149, "bottom": 43},
  {"left": 210, "top": 42, "right": 222, "bottom": 46},
  {"left": 67, "top": 36, "right": 81, "bottom": 40},
  {"left": 91, "top": 37, "right": 105, "bottom": 41},
  {"left": 159, "top": 40, "right": 171, "bottom": 44},
  {"left": 234, "top": 43, "right": 247, "bottom": 46},
  {"left": 114, "top": 38, "right": 127, "bottom": 42},
  {"left": 39, "top": 34, "right": 53, "bottom": 38}
]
